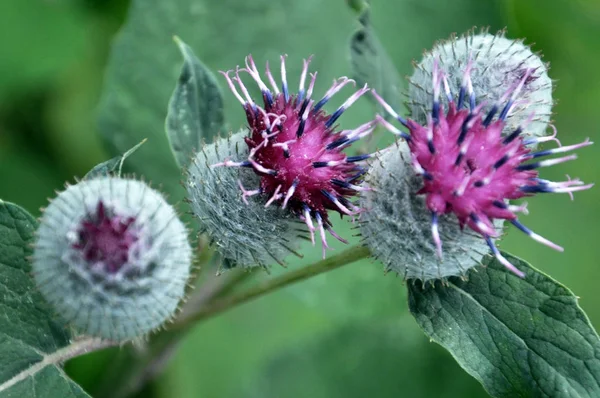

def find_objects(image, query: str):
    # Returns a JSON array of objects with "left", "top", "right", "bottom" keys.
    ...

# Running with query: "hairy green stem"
[
  {"left": 99, "top": 245, "right": 371, "bottom": 397},
  {"left": 171, "top": 245, "right": 371, "bottom": 330}
]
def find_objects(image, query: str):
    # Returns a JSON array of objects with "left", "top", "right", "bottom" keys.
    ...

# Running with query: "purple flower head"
[
  {"left": 374, "top": 59, "right": 593, "bottom": 277},
  {"left": 215, "top": 55, "right": 372, "bottom": 257},
  {"left": 73, "top": 201, "right": 139, "bottom": 274}
]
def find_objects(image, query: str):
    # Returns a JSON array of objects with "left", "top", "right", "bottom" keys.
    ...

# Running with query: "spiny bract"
[
  {"left": 187, "top": 130, "right": 302, "bottom": 269},
  {"left": 361, "top": 142, "right": 491, "bottom": 281},
  {"left": 215, "top": 55, "right": 374, "bottom": 257},
  {"left": 408, "top": 29, "right": 553, "bottom": 138},
  {"left": 369, "top": 58, "right": 592, "bottom": 278},
  {"left": 32, "top": 177, "right": 192, "bottom": 341}
]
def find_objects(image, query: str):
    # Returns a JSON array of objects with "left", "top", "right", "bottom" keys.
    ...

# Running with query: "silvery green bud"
[{"left": 32, "top": 177, "right": 192, "bottom": 341}]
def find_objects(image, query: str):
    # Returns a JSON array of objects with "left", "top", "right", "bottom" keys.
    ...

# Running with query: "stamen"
[
  {"left": 280, "top": 55, "right": 289, "bottom": 101},
  {"left": 297, "top": 56, "right": 313, "bottom": 102},
  {"left": 510, "top": 219, "right": 563, "bottom": 252},
  {"left": 346, "top": 154, "right": 371, "bottom": 163},
  {"left": 321, "top": 190, "right": 355, "bottom": 215},
  {"left": 248, "top": 141, "right": 277, "bottom": 175},
  {"left": 233, "top": 66, "right": 254, "bottom": 107},
  {"left": 237, "top": 180, "right": 261, "bottom": 205},
  {"left": 325, "top": 223, "right": 348, "bottom": 244},
  {"left": 315, "top": 212, "right": 329, "bottom": 259},
  {"left": 426, "top": 115, "right": 435, "bottom": 154},
  {"left": 457, "top": 113, "right": 476, "bottom": 145},
  {"left": 265, "top": 61, "right": 280, "bottom": 95},
  {"left": 516, "top": 154, "right": 578, "bottom": 171},
  {"left": 343, "top": 120, "right": 377, "bottom": 140},
  {"left": 314, "top": 77, "right": 355, "bottom": 112},
  {"left": 219, "top": 70, "right": 246, "bottom": 106},
  {"left": 523, "top": 124, "right": 561, "bottom": 146},
  {"left": 211, "top": 159, "right": 251, "bottom": 168},
  {"left": 470, "top": 213, "right": 495, "bottom": 236},
  {"left": 331, "top": 179, "right": 372, "bottom": 192},
  {"left": 307, "top": 72, "right": 317, "bottom": 100},
  {"left": 455, "top": 134, "right": 474, "bottom": 166},
  {"left": 499, "top": 68, "right": 532, "bottom": 121},
  {"left": 521, "top": 182, "right": 594, "bottom": 195},
  {"left": 326, "top": 137, "right": 350, "bottom": 150},
  {"left": 412, "top": 155, "right": 433, "bottom": 180},
  {"left": 457, "top": 58, "right": 473, "bottom": 109},
  {"left": 272, "top": 139, "right": 296, "bottom": 158},
  {"left": 264, "top": 185, "right": 282, "bottom": 207},
  {"left": 432, "top": 58, "right": 442, "bottom": 124},
  {"left": 526, "top": 177, "right": 592, "bottom": 200},
  {"left": 375, "top": 115, "right": 410, "bottom": 140},
  {"left": 525, "top": 138, "right": 592, "bottom": 160},
  {"left": 455, "top": 176, "right": 470, "bottom": 196},
  {"left": 302, "top": 204, "right": 316, "bottom": 245},
  {"left": 431, "top": 212, "right": 442, "bottom": 258},
  {"left": 282, "top": 179, "right": 299, "bottom": 209},
  {"left": 244, "top": 55, "right": 272, "bottom": 105},
  {"left": 297, "top": 99, "right": 313, "bottom": 138},
  {"left": 346, "top": 167, "right": 367, "bottom": 183},
  {"left": 441, "top": 71, "right": 453, "bottom": 103},
  {"left": 371, "top": 90, "right": 409, "bottom": 127},
  {"left": 485, "top": 236, "right": 526, "bottom": 278},
  {"left": 325, "top": 84, "right": 369, "bottom": 128}
]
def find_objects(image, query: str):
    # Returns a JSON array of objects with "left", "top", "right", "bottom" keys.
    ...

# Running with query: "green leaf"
[
  {"left": 349, "top": 5, "right": 402, "bottom": 120},
  {"left": 83, "top": 139, "right": 147, "bottom": 180},
  {"left": 0, "top": 201, "right": 90, "bottom": 397},
  {"left": 408, "top": 252, "right": 600, "bottom": 398},
  {"left": 166, "top": 37, "right": 225, "bottom": 170},
  {"left": 96, "top": 0, "right": 361, "bottom": 196}
]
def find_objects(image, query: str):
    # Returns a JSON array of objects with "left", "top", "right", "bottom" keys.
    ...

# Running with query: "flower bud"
[{"left": 33, "top": 177, "right": 191, "bottom": 341}]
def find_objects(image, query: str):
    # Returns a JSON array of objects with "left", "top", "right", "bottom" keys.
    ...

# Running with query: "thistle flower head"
[
  {"left": 32, "top": 177, "right": 192, "bottom": 341},
  {"left": 372, "top": 59, "right": 592, "bottom": 277},
  {"left": 408, "top": 30, "right": 553, "bottom": 138},
  {"left": 215, "top": 55, "right": 372, "bottom": 257}
]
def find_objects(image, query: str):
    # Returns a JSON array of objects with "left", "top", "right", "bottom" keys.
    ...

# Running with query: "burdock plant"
[{"left": 1, "top": 3, "right": 598, "bottom": 397}]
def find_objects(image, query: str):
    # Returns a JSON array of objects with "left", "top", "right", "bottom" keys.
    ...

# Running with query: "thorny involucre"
[
  {"left": 215, "top": 55, "right": 373, "bottom": 257},
  {"left": 408, "top": 30, "right": 553, "bottom": 138},
  {"left": 370, "top": 59, "right": 592, "bottom": 277},
  {"left": 32, "top": 177, "right": 192, "bottom": 341}
]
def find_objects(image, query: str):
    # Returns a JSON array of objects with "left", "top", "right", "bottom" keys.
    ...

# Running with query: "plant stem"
[
  {"left": 98, "top": 245, "right": 371, "bottom": 397},
  {"left": 171, "top": 245, "right": 371, "bottom": 330}
]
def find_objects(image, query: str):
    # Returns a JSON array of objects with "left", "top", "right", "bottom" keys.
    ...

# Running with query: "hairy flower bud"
[
  {"left": 408, "top": 30, "right": 553, "bottom": 138},
  {"left": 32, "top": 177, "right": 191, "bottom": 341},
  {"left": 187, "top": 131, "right": 302, "bottom": 269}
]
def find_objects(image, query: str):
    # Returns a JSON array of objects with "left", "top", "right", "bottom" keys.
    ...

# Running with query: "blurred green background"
[{"left": 1, "top": 0, "right": 599, "bottom": 397}]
